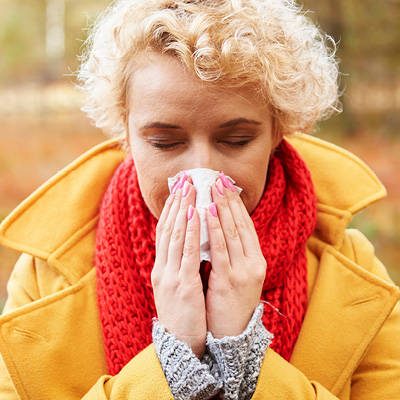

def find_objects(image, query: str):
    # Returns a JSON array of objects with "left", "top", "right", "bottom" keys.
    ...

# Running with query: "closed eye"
[
  {"left": 219, "top": 137, "right": 254, "bottom": 147},
  {"left": 223, "top": 140, "right": 252, "bottom": 146},
  {"left": 150, "top": 141, "right": 183, "bottom": 149}
]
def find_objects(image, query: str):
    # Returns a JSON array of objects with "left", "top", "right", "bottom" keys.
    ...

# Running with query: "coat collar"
[
  {"left": 291, "top": 237, "right": 399, "bottom": 395},
  {"left": 0, "top": 138, "right": 127, "bottom": 284},
  {"left": 0, "top": 133, "right": 387, "bottom": 283},
  {"left": 287, "top": 134, "right": 386, "bottom": 249}
]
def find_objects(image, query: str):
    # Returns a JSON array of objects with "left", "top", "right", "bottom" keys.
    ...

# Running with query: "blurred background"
[{"left": 0, "top": 0, "right": 399, "bottom": 310}]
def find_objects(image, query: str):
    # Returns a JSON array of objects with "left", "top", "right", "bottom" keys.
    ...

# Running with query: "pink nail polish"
[
  {"left": 216, "top": 179, "right": 225, "bottom": 195},
  {"left": 228, "top": 179, "right": 236, "bottom": 192},
  {"left": 210, "top": 202, "right": 218, "bottom": 217},
  {"left": 187, "top": 205, "right": 194, "bottom": 221},
  {"left": 183, "top": 181, "right": 190, "bottom": 197},
  {"left": 172, "top": 180, "right": 180, "bottom": 194},
  {"left": 172, "top": 171, "right": 187, "bottom": 194},
  {"left": 220, "top": 172, "right": 231, "bottom": 189},
  {"left": 178, "top": 171, "right": 187, "bottom": 189}
]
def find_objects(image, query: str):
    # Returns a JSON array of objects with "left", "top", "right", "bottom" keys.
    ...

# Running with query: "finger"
[
  {"left": 156, "top": 193, "right": 174, "bottom": 251},
  {"left": 179, "top": 206, "right": 200, "bottom": 278},
  {"left": 219, "top": 172, "right": 262, "bottom": 255},
  {"left": 227, "top": 188, "right": 263, "bottom": 259},
  {"left": 156, "top": 173, "right": 188, "bottom": 264},
  {"left": 166, "top": 181, "right": 196, "bottom": 270},
  {"left": 210, "top": 179, "right": 245, "bottom": 264},
  {"left": 156, "top": 173, "right": 193, "bottom": 250},
  {"left": 223, "top": 193, "right": 261, "bottom": 260},
  {"left": 206, "top": 201, "right": 231, "bottom": 274}
]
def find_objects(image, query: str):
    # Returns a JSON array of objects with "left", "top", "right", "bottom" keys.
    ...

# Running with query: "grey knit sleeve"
[
  {"left": 152, "top": 320, "right": 223, "bottom": 400},
  {"left": 206, "top": 303, "right": 273, "bottom": 400}
]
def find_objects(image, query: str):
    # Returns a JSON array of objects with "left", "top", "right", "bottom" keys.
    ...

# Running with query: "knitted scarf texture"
[{"left": 95, "top": 139, "right": 317, "bottom": 376}]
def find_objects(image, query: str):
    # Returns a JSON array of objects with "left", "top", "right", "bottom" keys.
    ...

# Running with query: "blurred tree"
[
  {"left": 0, "top": 0, "right": 399, "bottom": 135},
  {"left": 0, "top": 0, "right": 110, "bottom": 85},
  {"left": 302, "top": 0, "right": 400, "bottom": 81},
  {"left": 302, "top": 0, "right": 400, "bottom": 137},
  {"left": 46, "top": 0, "right": 65, "bottom": 60},
  {"left": 0, "top": 1, "right": 46, "bottom": 84}
]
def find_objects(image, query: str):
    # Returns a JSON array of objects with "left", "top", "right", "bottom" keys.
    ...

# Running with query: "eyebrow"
[
  {"left": 140, "top": 122, "right": 181, "bottom": 131},
  {"left": 218, "top": 118, "right": 262, "bottom": 128},
  {"left": 140, "top": 118, "right": 261, "bottom": 131}
]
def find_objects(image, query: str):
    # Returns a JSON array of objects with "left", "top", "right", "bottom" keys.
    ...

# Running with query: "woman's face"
[{"left": 127, "top": 54, "right": 275, "bottom": 219}]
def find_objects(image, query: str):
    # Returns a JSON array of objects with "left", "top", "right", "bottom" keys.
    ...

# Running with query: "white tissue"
[{"left": 168, "top": 168, "right": 242, "bottom": 262}]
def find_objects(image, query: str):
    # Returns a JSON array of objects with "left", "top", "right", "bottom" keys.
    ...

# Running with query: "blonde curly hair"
[{"left": 77, "top": 0, "right": 341, "bottom": 140}]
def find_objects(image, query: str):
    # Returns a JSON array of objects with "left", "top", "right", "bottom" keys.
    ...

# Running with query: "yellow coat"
[{"left": 0, "top": 134, "right": 399, "bottom": 400}]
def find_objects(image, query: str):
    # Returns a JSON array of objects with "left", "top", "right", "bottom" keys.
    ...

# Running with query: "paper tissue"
[{"left": 168, "top": 168, "right": 242, "bottom": 261}]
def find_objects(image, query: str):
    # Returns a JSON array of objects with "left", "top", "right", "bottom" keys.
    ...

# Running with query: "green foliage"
[
  {"left": 0, "top": 1, "right": 46, "bottom": 83},
  {"left": 1, "top": 0, "right": 399, "bottom": 86},
  {"left": 348, "top": 210, "right": 379, "bottom": 240},
  {"left": 0, "top": 0, "right": 110, "bottom": 84},
  {"left": 301, "top": 0, "right": 400, "bottom": 138},
  {"left": 302, "top": 0, "right": 400, "bottom": 81}
]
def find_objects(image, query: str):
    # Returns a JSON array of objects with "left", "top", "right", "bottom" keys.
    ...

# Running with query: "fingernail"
[
  {"left": 216, "top": 178, "right": 225, "bottom": 195},
  {"left": 220, "top": 172, "right": 236, "bottom": 192},
  {"left": 187, "top": 205, "right": 194, "bottom": 220},
  {"left": 209, "top": 202, "right": 218, "bottom": 217},
  {"left": 228, "top": 180, "right": 236, "bottom": 192},
  {"left": 178, "top": 171, "right": 187, "bottom": 189},
  {"left": 220, "top": 171, "right": 231, "bottom": 189},
  {"left": 172, "top": 180, "right": 180, "bottom": 194},
  {"left": 183, "top": 180, "right": 190, "bottom": 197},
  {"left": 172, "top": 171, "right": 187, "bottom": 194}
]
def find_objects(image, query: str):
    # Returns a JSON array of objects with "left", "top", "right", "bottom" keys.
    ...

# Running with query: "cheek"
[
  {"left": 238, "top": 168, "right": 268, "bottom": 214},
  {"left": 136, "top": 166, "right": 170, "bottom": 219},
  {"left": 131, "top": 152, "right": 172, "bottom": 219}
]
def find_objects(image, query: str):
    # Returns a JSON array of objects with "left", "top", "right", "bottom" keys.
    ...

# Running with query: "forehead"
[
  {"left": 127, "top": 53, "right": 269, "bottom": 124},
  {"left": 129, "top": 54, "right": 224, "bottom": 105}
]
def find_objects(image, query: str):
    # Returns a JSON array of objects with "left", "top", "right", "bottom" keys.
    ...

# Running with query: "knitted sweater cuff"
[
  {"left": 152, "top": 320, "right": 223, "bottom": 400},
  {"left": 206, "top": 303, "right": 273, "bottom": 400}
]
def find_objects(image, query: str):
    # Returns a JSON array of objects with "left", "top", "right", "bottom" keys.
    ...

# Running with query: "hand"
[
  {"left": 151, "top": 176, "right": 207, "bottom": 358},
  {"left": 206, "top": 174, "right": 266, "bottom": 338}
]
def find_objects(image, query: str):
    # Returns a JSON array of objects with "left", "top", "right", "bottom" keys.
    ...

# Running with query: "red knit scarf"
[{"left": 95, "top": 139, "right": 317, "bottom": 375}]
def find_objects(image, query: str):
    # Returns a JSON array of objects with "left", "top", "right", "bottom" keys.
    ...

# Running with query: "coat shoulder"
[
  {"left": 287, "top": 134, "right": 386, "bottom": 215},
  {"left": 340, "top": 229, "right": 398, "bottom": 285},
  {"left": 1, "top": 253, "right": 70, "bottom": 315}
]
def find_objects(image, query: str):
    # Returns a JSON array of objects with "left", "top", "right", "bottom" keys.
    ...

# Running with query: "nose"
[{"left": 188, "top": 142, "right": 218, "bottom": 170}]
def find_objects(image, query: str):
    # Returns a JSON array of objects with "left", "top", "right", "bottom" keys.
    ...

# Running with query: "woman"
[{"left": 0, "top": 0, "right": 399, "bottom": 399}]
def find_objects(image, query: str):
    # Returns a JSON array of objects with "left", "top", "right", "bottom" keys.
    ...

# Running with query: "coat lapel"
[
  {"left": 0, "top": 268, "right": 108, "bottom": 400},
  {"left": 290, "top": 243, "right": 400, "bottom": 396}
]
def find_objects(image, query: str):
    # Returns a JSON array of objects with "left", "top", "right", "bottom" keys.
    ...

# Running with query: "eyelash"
[
  {"left": 151, "top": 142, "right": 182, "bottom": 149},
  {"left": 151, "top": 139, "right": 252, "bottom": 149},
  {"left": 222, "top": 139, "right": 252, "bottom": 147}
]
